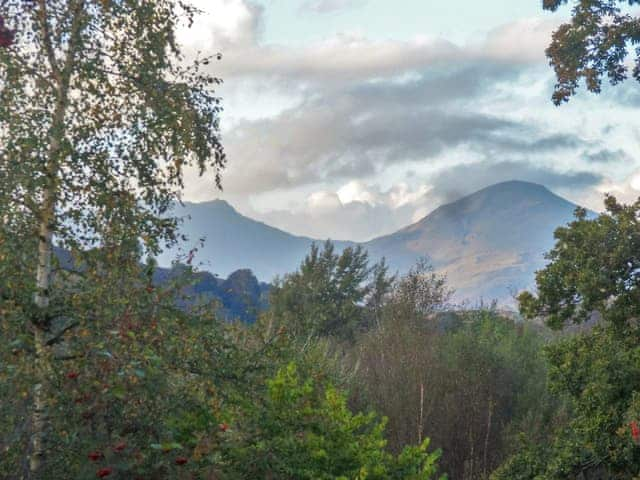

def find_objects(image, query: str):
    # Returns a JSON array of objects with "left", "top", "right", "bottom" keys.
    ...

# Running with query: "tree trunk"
[
  {"left": 27, "top": 1, "right": 83, "bottom": 477},
  {"left": 29, "top": 149, "right": 57, "bottom": 480},
  {"left": 417, "top": 382, "right": 424, "bottom": 444},
  {"left": 483, "top": 395, "right": 494, "bottom": 479}
]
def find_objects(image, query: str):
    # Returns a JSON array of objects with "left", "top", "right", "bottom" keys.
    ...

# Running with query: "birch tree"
[{"left": 0, "top": 1, "right": 224, "bottom": 477}]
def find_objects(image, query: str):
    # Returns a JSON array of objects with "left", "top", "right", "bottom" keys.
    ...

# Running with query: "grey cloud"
[
  {"left": 583, "top": 148, "right": 634, "bottom": 164},
  {"left": 427, "top": 161, "right": 603, "bottom": 205},
  {"left": 195, "top": 3, "right": 552, "bottom": 85},
  {"left": 220, "top": 68, "right": 586, "bottom": 195}
]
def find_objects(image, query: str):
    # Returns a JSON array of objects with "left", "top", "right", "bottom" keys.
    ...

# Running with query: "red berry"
[
  {"left": 219, "top": 422, "right": 229, "bottom": 432},
  {"left": 113, "top": 442, "right": 127, "bottom": 452},
  {"left": 88, "top": 451, "right": 103, "bottom": 461},
  {"left": 175, "top": 456, "right": 188, "bottom": 466},
  {"left": 631, "top": 421, "right": 640, "bottom": 443},
  {"left": 66, "top": 371, "right": 79, "bottom": 379},
  {"left": 96, "top": 467, "right": 113, "bottom": 478}
]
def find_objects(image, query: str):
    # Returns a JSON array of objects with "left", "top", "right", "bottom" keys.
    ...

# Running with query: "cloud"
[
  {"left": 182, "top": 3, "right": 556, "bottom": 84},
  {"left": 300, "top": 0, "right": 367, "bottom": 14},
  {"left": 180, "top": 0, "right": 264, "bottom": 52},
  {"left": 243, "top": 161, "right": 603, "bottom": 242},
  {"left": 426, "top": 160, "right": 603, "bottom": 205},
  {"left": 481, "top": 18, "right": 557, "bottom": 63},
  {"left": 583, "top": 148, "right": 633, "bottom": 164},
  {"left": 218, "top": 68, "right": 586, "bottom": 195},
  {"left": 174, "top": 1, "right": 635, "bottom": 241},
  {"left": 251, "top": 181, "right": 431, "bottom": 241}
]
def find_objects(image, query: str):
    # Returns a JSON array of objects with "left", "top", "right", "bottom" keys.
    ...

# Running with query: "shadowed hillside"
[{"left": 157, "top": 199, "right": 352, "bottom": 282}]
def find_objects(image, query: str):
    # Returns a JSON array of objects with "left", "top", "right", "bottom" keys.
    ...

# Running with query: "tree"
[
  {"left": 495, "top": 197, "right": 640, "bottom": 479},
  {"left": 355, "top": 305, "right": 551, "bottom": 480},
  {"left": 542, "top": 0, "right": 640, "bottom": 104},
  {"left": 518, "top": 196, "right": 640, "bottom": 330},
  {"left": 383, "top": 258, "right": 452, "bottom": 326},
  {"left": 267, "top": 241, "right": 391, "bottom": 340},
  {"left": 222, "top": 362, "right": 446, "bottom": 480},
  {"left": 0, "top": 1, "right": 224, "bottom": 476}
]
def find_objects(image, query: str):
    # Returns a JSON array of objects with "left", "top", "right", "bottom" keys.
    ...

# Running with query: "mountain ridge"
[{"left": 159, "top": 180, "right": 587, "bottom": 304}]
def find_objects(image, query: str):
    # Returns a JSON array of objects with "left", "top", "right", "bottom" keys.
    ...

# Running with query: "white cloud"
[
  {"left": 174, "top": 1, "right": 639, "bottom": 240},
  {"left": 247, "top": 181, "right": 435, "bottom": 241},
  {"left": 179, "top": 0, "right": 262, "bottom": 50},
  {"left": 337, "top": 180, "right": 378, "bottom": 205}
]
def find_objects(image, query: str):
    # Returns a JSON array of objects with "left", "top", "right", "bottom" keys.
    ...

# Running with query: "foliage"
[
  {"left": 496, "top": 196, "right": 640, "bottom": 479},
  {"left": 355, "top": 307, "right": 553, "bottom": 480},
  {"left": 1, "top": 1, "right": 225, "bottom": 475},
  {"left": 0, "top": 0, "right": 225, "bottom": 255},
  {"left": 493, "top": 323, "right": 640, "bottom": 479},
  {"left": 382, "top": 258, "right": 452, "bottom": 325},
  {"left": 542, "top": 0, "right": 640, "bottom": 104},
  {"left": 221, "top": 362, "right": 446, "bottom": 480},
  {"left": 155, "top": 264, "right": 270, "bottom": 323},
  {"left": 518, "top": 196, "right": 640, "bottom": 330},
  {"left": 2, "top": 243, "right": 220, "bottom": 478},
  {"left": 267, "top": 240, "right": 393, "bottom": 341}
]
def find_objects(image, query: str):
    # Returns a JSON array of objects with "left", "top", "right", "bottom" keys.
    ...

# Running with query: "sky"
[{"left": 176, "top": 0, "right": 640, "bottom": 242}]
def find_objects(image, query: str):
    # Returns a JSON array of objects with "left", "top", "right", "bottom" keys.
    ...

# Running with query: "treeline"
[
  {"left": 1, "top": 230, "right": 555, "bottom": 479},
  {"left": 5, "top": 197, "right": 640, "bottom": 479},
  {"left": 262, "top": 240, "right": 557, "bottom": 479},
  {"left": 0, "top": 235, "right": 446, "bottom": 479},
  {"left": 153, "top": 264, "right": 269, "bottom": 323}
]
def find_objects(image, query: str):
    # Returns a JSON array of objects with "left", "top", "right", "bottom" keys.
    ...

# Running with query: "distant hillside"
[
  {"left": 157, "top": 181, "right": 587, "bottom": 305},
  {"left": 153, "top": 265, "right": 269, "bottom": 323},
  {"left": 365, "top": 181, "right": 585, "bottom": 302},
  {"left": 157, "top": 199, "right": 352, "bottom": 281},
  {"left": 54, "top": 246, "right": 269, "bottom": 323}
]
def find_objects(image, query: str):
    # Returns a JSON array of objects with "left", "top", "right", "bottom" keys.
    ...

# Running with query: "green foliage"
[
  {"left": 355, "top": 308, "right": 553, "bottom": 480},
  {"left": 382, "top": 258, "right": 451, "bottom": 325},
  {"left": 517, "top": 197, "right": 640, "bottom": 330},
  {"left": 541, "top": 0, "right": 640, "bottom": 104},
  {"left": 0, "top": 0, "right": 225, "bottom": 256},
  {"left": 1, "top": 2, "right": 225, "bottom": 475},
  {"left": 267, "top": 240, "right": 392, "bottom": 340},
  {"left": 493, "top": 323, "right": 640, "bottom": 479},
  {"left": 221, "top": 362, "right": 445, "bottom": 480},
  {"left": 498, "top": 196, "right": 640, "bottom": 479}
]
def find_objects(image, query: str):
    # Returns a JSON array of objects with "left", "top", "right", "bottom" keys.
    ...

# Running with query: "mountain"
[
  {"left": 157, "top": 181, "right": 586, "bottom": 304},
  {"left": 365, "top": 180, "right": 584, "bottom": 302},
  {"left": 156, "top": 199, "right": 351, "bottom": 281}
]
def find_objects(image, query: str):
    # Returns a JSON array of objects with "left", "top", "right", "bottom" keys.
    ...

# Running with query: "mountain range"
[{"left": 157, "top": 180, "right": 587, "bottom": 305}]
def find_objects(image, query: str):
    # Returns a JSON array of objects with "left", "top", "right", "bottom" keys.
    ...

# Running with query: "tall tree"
[
  {"left": 543, "top": 0, "right": 640, "bottom": 104},
  {"left": 0, "top": 1, "right": 224, "bottom": 476},
  {"left": 266, "top": 241, "right": 391, "bottom": 341},
  {"left": 495, "top": 198, "right": 640, "bottom": 479},
  {"left": 518, "top": 196, "right": 640, "bottom": 330}
]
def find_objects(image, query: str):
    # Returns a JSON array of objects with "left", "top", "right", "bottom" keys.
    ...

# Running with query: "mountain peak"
[
  {"left": 182, "top": 198, "right": 239, "bottom": 215},
  {"left": 476, "top": 180, "right": 550, "bottom": 193}
]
